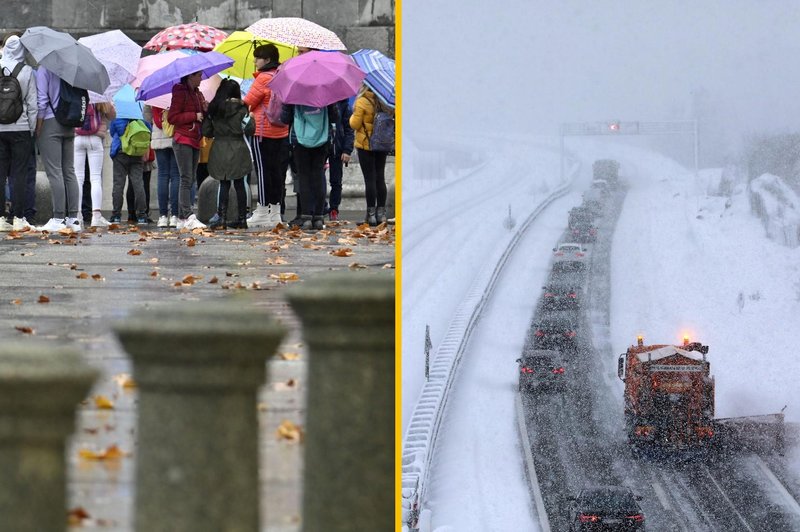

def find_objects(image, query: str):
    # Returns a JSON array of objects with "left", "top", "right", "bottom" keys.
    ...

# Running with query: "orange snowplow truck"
[{"left": 617, "top": 336, "right": 715, "bottom": 450}]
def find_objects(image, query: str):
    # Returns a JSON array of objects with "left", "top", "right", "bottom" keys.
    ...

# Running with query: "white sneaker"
[
  {"left": 247, "top": 204, "right": 272, "bottom": 227},
  {"left": 37, "top": 218, "right": 67, "bottom": 232},
  {"left": 0, "top": 217, "right": 12, "bottom": 232},
  {"left": 157, "top": 215, "right": 169, "bottom": 228},
  {"left": 268, "top": 204, "right": 283, "bottom": 225},
  {"left": 91, "top": 215, "right": 110, "bottom": 228},
  {"left": 169, "top": 215, "right": 179, "bottom": 227},
  {"left": 12, "top": 217, "right": 31, "bottom": 232},
  {"left": 183, "top": 214, "right": 207, "bottom": 230},
  {"left": 65, "top": 217, "right": 82, "bottom": 232},
  {"left": 175, "top": 218, "right": 186, "bottom": 230}
]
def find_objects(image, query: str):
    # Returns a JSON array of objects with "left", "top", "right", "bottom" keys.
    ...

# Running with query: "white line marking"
[
  {"left": 516, "top": 393, "right": 551, "bottom": 532},
  {"left": 651, "top": 480, "right": 672, "bottom": 511},
  {"left": 703, "top": 467, "right": 754, "bottom": 532},
  {"left": 752, "top": 456, "right": 800, "bottom": 517}
]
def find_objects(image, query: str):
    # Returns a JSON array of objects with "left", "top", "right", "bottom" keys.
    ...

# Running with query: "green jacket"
[{"left": 201, "top": 99, "right": 255, "bottom": 181}]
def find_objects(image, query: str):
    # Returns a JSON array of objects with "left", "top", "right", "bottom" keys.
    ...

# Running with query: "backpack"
[
  {"left": 293, "top": 105, "right": 329, "bottom": 148},
  {"left": 0, "top": 63, "right": 24, "bottom": 125},
  {"left": 75, "top": 103, "right": 100, "bottom": 136},
  {"left": 265, "top": 90, "right": 286, "bottom": 127},
  {"left": 48, "top": 78, "right": 89, "bottom": 128},
  {"left": 369, "top": 100, "right": 394, "bottom": 152},
  {"left": 120, "top": 120, "right": 152, "bottom": 157}
]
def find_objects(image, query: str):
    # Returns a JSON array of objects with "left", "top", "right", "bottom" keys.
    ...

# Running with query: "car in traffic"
[
  {"left": 532, "top": 310, "right": 580, "bottom": 351},
  {"left": 516, "top": 349, "right": 566, "bottom": 393},
  {"left": 541, "top": 279, "right": 582, "bottom": 310},
  {"left": 568, "top": 485, "right": 645, "bottom": 531},
  {"left": 553, "top": 243, "right": 588, "bottom": 272}
]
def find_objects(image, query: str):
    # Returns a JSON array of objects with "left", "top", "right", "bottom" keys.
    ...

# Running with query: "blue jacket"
[
  {"left": 109, "top": 118, "right": 152, "bottom": 158},
  {"left": 332, "top": 99, "right": 354, "bottom": 156}
]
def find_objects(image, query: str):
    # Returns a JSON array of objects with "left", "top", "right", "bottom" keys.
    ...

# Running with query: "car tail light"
[
  {"left": 535, "top": 330, "right": 545, "bottom": 337},
  {"left": 634, "top": 425, "right": 653, "bottom": 437},
  {"left": 551, "top": 367, "right": 565, "bottom": 374},
  {"left": 555, "top": 252, "right": 564, "bottom": 256},
  {"left": 564, "top": 331, "right": 576, "bottom": 338},
  {"left": 695, "top": 426, "right": 714, "bottom": 438},
  {"left": 575, "top": 252, "right": 584, "bottom": 257},
  {"left": 568, "top": 293, "right": 577, "bottom": 298},
  {"left": 572, "top": 229, "right": 579, "bottom": 234},
  {"left": 520, "top": 367, "right": 534, "bottom": 374},
  {"left": 544, "top": 293, "right": 554, "bottom": 297},
  {"left": 626, "top": 514, "right": 645, "bottom": 522},
  {"left": 579, "top": 514, "right": 600, "bottom": 523},
  {"left": 590, "top": 228, "right": 597, "bottom": 235}
]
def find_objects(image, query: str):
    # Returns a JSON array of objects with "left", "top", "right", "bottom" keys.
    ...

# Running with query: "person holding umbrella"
[
  {"left": 168, "top": 71, "right": 208, "bottom": 230},
  {"left": 242, "top": 43, "right": 290, "bottom": 228},
  {"left": 350, "top": 84, "right": 391, "bottom": 226}
]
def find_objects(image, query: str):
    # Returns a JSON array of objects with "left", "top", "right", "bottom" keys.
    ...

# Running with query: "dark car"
[
  {"left": 570, "top": 224, "right": 597, "bottom": 244},
  {"left": 516, "top": 349, "right": 566, "bottom": 393},
  {"left": 569, "top": 485, "right": 645, "bottom": 531},
  {"left": 532, "top": 310, "right": 579, "bottom": 350},
  {"left": 541, "top": 280, "right": 582, "bottom": 310},
  {"left": 553, "top": 243, "right": 588, "bottom": 273}
]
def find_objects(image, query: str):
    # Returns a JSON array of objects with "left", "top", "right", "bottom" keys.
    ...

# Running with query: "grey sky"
[{"left": 404, "top": 0, "right": 800, "bottom": 159}]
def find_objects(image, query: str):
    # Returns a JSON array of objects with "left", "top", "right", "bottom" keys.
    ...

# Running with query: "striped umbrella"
[
  {"left": 351, "top": 49, "right": 395, "bottom": 108},
  {"left": 245, "top": 17, "right": 346, "bottom": 51}
]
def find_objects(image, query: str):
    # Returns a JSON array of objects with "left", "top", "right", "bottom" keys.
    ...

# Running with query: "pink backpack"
[{"left": 75, "top": 104, "right": 100, "bottom": 136}]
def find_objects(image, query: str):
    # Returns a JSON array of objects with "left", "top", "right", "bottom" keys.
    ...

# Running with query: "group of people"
[{"left": 0, "top": 32, "right": 393, "bottom": 234}]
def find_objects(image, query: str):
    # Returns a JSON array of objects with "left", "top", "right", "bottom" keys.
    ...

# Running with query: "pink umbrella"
[
  {"left": 144, "top": 22, "right": 228, "bottom": 52},
  {"left": 143, "top": 74, "right": 222, "bottom": 109},
  {"left": 245, "top": 18, "right": 345, "bottom": 51},
  {"left": 133, "top": 51, "right": 187, "bottom": 89},
  {"left": 268, "top": 51, "right": 365, "bottom": 108}
]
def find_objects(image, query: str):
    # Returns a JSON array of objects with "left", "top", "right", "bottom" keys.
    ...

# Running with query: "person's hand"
[
  {"left": 341, "top": 153, "right": 351, "bottom": 164},
  {"left": 196, "top": 112, "right": 203, "bottom": 121}
]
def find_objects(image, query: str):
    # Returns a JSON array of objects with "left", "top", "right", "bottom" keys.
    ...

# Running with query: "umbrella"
[
  {"left": 136, "top": 52, "right": 233, "bottom": 101},
  {"left": 132, "top": 50, "right": 188, "bottom": 89},
  {"left": 245, "top": 18, "right": 346, "bottom": 51},
  {"left": 144, "top": 22, "right": 228, "bottom": 52},
  {"left": 213, "top": 30, "right": 297, "bottom": 79},
  {"left": 268, "top": 51, "right": 365, "bottom": 108},
  {"left": 143, "top": 74, "right": 222, "bottom": 109},
  {"left": 351, "top": 49, "right": 395, "bottom": 108},
  {"left": 19, "top": 26, "right": 110, "bottom": 94},
  {"left": 113, "top": 84, "right": 144, "bottom": 120},
  {"left": 78, "top": 30, "right": 141, "bottom": 103}
]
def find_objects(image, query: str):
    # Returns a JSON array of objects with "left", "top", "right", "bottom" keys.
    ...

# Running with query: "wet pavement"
[{"left": 0, "top": 212, "right": 395, "bottom": 531}]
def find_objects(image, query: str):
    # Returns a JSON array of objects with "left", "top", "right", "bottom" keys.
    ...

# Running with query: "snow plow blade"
[{"left": 714, "top": 413, "right": 786, "bottom": 455}]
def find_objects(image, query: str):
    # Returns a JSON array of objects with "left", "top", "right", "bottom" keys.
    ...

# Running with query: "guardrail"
[{"left": 401, "top": 161, "right": 580, "bottom": 530}]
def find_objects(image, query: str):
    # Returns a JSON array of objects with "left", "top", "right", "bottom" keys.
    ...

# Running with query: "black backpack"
[
  {"left": 48, "top": 78, "right": 89, "bottom": 128},
  {"left": 0, "top": 63, "right": 25, "bottom": 125}
]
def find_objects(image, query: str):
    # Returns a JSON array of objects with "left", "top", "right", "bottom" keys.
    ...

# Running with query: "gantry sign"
[{"left": 559, "top": 120, "right": 699, "bottom": 178}]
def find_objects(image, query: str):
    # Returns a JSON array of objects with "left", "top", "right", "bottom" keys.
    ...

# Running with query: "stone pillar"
[
  {"left": 113, "top": 299, "right": 285, "bottom": 532},
  {"left": 287, "top": 272, "right": 394, "bottom": 532},
  {"left": 0, "top": 342, "right": 98, "bottom": 532}
]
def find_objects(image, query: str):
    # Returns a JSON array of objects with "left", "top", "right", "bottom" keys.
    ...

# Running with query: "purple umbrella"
[
  {"left": 136, "top": 51, "right": 234, "bottom": 101},
  {"left": 268, "top": 51, "right": 366, "bottom": 108}
]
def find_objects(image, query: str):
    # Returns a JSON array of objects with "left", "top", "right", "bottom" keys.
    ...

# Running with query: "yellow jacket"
[{"left": 349, "top": 90, "right": 378, "bottom": 151}]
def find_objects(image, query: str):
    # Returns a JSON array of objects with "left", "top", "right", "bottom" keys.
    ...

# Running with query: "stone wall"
[{"left": 0, "top": 0, "right": 394, "bottom": 57}]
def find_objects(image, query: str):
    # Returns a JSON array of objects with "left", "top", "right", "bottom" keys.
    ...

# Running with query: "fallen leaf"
[
  {"left": 276, "top": 420, "right": 304, "bottom": 442},
  {"left": 348, "top": 263, "right": 368, "bottom": 270},
  {"left": 382, "top": 263, "right": 395, "bottom": 269},
  {"left": 78, "top": 444, "right": 128, "bottom": 461},
  {"left": 209, "top": 276, "right": 218, "bottom": 284},
  {"left": 108, "top": 223, "right": 120, "bottom": 230},
  {"left": 116, "top": 268, "right": 124, "bottom": 272},
  {"left": 148, "top": 257, "right": 159, "bottom": 264},
  {"left": 270, "top": 272, "right": 299, "bottom": 283},
  {"left": 279, "top": 352, "right": 301, "bottom": 361},
  {"left": 37, "top": 295, "right": 50, "bottom": 303},
  {"left": 69, "top": 264, "right": 78, "bottom": 270},
  {"left": 257, "top": 402, "right": 268, "bottom": 412},
  {"left": 185, "top": 237, "right": 196, "bottom": 247},
  {"left": 91, "top": 274, "right": 104, "bottom": 281},
  {"left": 127, "top": 249, "right": 142, "bottom": 256},
  {"left": 112, "top": 373, "right": 137, "bottom": 389},
  {"left": 182, "top": 274, "right": 201, "bottom": 285},
  {"left": 83, "top": 427, "right": 99, "bottom": 435},
  {"left": 67, "top": 506, "right": 91, "bottom": 525},
  {"left": 149, "top": 271, "right": 159, "bottom": 278},
  {"left": 10, "top": 299, "right": 21, "bottom": 305},
  {"left": 93, "top": 395, "right": 114, "bottom": 410},
  {"left": 264, "top": 257, "right": 289, "bottom": 265},
  {"left": 76, "top": 272, "right": 89, "bottom": 279},
  {"left": 15, "top": 326, "right": 34, "bottom": 334},
  {"left": 331, "top": 248, "right": 354, "bottom": 257}
]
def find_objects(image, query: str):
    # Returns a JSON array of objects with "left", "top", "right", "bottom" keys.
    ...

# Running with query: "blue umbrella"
[
  {"left": 113, "top": 84, "right": 144, "bottom": 119},
  {"left": 136, "top": 51, "right": 234, "bottom": 101},
  {"left": 351, "top": 49, "right": 395, "bottom": 108}
]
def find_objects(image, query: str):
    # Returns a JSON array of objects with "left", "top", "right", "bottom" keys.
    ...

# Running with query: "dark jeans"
[
  {"left": 328, "top": 153, "right": 344, "bottom": 210},
  {"left": 112, "top": 153, "right": 145, "bottom": 218},
  {"left": 0, "top": 131, "right": 34, "bottom": 219},
  {"left": 155, "top": 148, "right": 179, "bottom": 217},
  {"left": 357, "top": 148, "right": 388, "bottom": 208},
  {"left": 173, "top": 141, "right": 199, "bottom": 219},
  {"left": 126, "top": 170, "right": 151, "bottom": 219},
  {"left": 293, "top": 144, "right": 328, "bottom": 216},
  {"left": 251, "top": 136, "right": 290, "bottom": 205},
  {"left": 81, "top": 158, "right": 92, "bottom": 222}
]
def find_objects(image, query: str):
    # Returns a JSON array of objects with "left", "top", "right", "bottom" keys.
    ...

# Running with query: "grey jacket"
[{"left": 0, "top": 36, "right": 37, "bottom": 134}]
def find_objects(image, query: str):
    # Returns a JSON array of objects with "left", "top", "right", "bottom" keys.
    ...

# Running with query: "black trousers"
[
  {"left": 357, "top": 148, "right": 388, "bottom": 208},
  {"left": 218, "top": 178, "right": 247, "bottom": 217},
  {"left": 293, "top": 144, "right": 328, "bottom": 216},
  {"left": 0, "top": 131, "right": 34, "bottom": 219}
]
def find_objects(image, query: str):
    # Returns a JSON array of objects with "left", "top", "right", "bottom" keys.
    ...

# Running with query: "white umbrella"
[{"left": 78, "top": 30, "right": 141, "bottom": 102}]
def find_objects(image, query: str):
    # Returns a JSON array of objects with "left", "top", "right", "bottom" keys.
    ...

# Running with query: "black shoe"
[
  {"left": 229, "top": 218, "right": 247, "bottom": 229},
  {"left": 366, "top": 207, "right": 377, "bottom": 227},
  {"left": 109, "top": 215, "right": 121, "bottom": 223},
  {"left": 209, "top": 212, "right": 227, "bottom": 230},
  {"left": 376, "top": 206, "right": 387, "bottom": 224},
  {"left": 137, "top": 216, "right": 149, "bottom": 225},
  {"left": 289, "top": 216, "right": 305, "bottom": 228},
  {"left": 312, "top": 216, "right": 324, "bottom": 230}
]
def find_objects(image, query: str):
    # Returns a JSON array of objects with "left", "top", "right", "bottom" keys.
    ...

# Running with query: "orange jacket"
[{"left": 243, "top": 69, "right": 289, "bottom": 139}]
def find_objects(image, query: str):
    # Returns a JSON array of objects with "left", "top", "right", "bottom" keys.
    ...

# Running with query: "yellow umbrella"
[{"left": 213, "top": 30, "right": 297, "bottom": 79}]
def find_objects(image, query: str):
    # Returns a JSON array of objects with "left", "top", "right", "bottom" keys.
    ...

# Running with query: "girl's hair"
[
  {"left": 253, "top": 44, "right": 280, "bottom": 63},
  {"left": 208, "top": 78, "right": 242, "bottom": 118}
]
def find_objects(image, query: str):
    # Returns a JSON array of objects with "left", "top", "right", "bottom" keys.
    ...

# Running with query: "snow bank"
[{"left": 749, "top": 173, "right": 800, "bottom": 247}]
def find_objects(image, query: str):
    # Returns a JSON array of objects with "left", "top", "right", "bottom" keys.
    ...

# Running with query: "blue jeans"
[{"left": 155, "top": 148, "right": 179, "bottom": 217}]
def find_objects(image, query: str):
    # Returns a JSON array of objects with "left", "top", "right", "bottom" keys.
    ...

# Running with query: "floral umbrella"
[
  {"left": 144, "top": 22, "right": 228, "bottom": 52},
  {"left": 245, "top": 18, "right": 346, "bottom": 51}
]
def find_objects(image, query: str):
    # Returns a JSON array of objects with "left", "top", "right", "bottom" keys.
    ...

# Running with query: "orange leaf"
[
  {"left": 10, "top": 299, "right": 21, "bottom": 305},
  {"left": 93, "top": 395, "right": 114, "bottom": 410},
  {"left": 276, "top": 420, "right": 304, "bottom": 442},
  {"left": 279, "top": 352, "right": 301, "bottom": 361},
  {"left": 150, "top": 271, "right": 159, "bottom": 277},
  {"left": 127, "top": 249, "right": 142, "bottom": 256},
  {"left": 37, "top": 295, "right": 50, "bottom": 303},
  {"left": 77, "top": 272, "right": 89, "bottom": 279},
  {"left": 182, "top": 274, "right": 201, "bottom": 285},
  {"left": 67, "top": 506, "right": 91, "bottom": 525},
  {"left": 15, "top": 326, "right": 34, "bottom": 334},
  {"left": 185, "top": 237, "right": 197, "bottom": 247},
  {"left": 269, "top": 272, "right": 299, "bottom": 283},
  {"left": 112, "top": 373, "right": 137, "bottom": 389},
  {"left": 91, "top": 274, "right": 104, "bottom": 281},
  {"left": 78, "top": 444, "right": 128, "bottom": 461},
  {"left": 209, "top": 276, "right": 218, "bottom": 284},
  {"left": 330, "top": 248, "right": 354, "bottom": 257}
]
